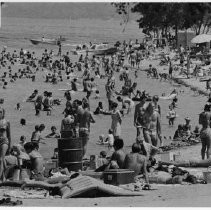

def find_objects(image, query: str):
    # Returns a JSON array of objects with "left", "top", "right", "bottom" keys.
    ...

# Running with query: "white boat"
[
  {"left": 88, "top": 43, "right": 117, "bottom": 55},
  {"left": 30, "top": 37, "right": 66, "bottom": 45},
  {"left": 71, "top": 43, "right": 117, "bottom": 56}
]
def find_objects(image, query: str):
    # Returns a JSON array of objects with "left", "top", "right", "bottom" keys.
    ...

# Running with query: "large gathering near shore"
[{"left": 1, "top": 30, "right": 211, "bottom": 205}]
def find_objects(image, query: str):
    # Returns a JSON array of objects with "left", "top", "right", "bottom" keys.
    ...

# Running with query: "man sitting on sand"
[
  {"left": 110, "top": 138, "right": 126, "bottom": 169},
  {"left": 124, "top": 143, "right": 149, "bottom": 184}
]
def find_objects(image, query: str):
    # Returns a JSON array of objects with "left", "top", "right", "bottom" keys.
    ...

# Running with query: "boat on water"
[
  {"left": 72, "top": 43, "right": 117, "bottom": 56},
  {"left": 88, "top": 43, "right": 117, "bottom": 55},
  {"left": 30, "top": 37, "right": 66, "bottom": 45}
]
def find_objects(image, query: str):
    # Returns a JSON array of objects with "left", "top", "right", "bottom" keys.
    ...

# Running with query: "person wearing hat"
[{"left": 199, "top": 104, "right": 211, "bottom": 159}]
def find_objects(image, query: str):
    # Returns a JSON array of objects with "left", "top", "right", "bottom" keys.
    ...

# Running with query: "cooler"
[{"left": 103, "top": 169, "right": 135, "bottom": 186}]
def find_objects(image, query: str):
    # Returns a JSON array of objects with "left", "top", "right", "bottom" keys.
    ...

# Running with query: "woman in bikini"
[{"left": 0, "top": 107, "right": 11, "bottom": 181}]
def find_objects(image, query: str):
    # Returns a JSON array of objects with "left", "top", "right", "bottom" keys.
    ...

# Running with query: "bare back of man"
[{"left": 124, "top": 152, "right": 147, "bottom": 176}]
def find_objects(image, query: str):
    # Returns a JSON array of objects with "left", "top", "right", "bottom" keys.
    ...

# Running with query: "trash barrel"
[{"left": 58, "top": 133, "right": 83, "bottom": 172}]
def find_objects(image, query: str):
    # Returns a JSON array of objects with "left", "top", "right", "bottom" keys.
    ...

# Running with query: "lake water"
[{"left": 0, "top": 17, "right": 143, "bottom": 49}]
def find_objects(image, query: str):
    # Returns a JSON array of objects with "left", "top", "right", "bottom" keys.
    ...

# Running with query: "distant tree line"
[{"left": 112, "top": 3, "right": 211, "bottom": 44}]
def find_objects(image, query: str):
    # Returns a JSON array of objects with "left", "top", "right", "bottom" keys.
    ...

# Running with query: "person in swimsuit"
[
  {"left": 24, "top": 142, "right": 45, "bottom": 181},
  {"left": 142, "top": 102, "right": 161, "bottom": 147},
  {"left": 124, "top": 143, "right": 150, "bottom": 185},
  {"left": 199, "top": 104, "right": 211, "bottom": 159},
  {"left": 0, "top": 107, "right": 11, "bottom": 181},
  {"left": 111, "top": 102, "right": 122, "bottom": 139}
]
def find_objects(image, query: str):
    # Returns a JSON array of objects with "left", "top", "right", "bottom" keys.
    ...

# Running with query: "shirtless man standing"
[
  {"left": 142, "top": 102, "right": 161, "bottom": 147},
  {"left": 77, "top": 102, "right": 95, "bottom": 157},
  {"left": 124, "top": 143, "right": 149, "bottom": 184},
  {"left": 199, "top": 104, "right": 211, "bottom": 159},
  {"left": 134, "top": 95, "right": 147, "bottom": 137}
]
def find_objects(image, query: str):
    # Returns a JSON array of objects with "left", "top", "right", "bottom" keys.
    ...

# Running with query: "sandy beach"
[{"left": 0, "top": 7, "right": 211, "bottom": 207}]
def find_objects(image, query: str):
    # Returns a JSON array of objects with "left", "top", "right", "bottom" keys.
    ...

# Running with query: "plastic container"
[
  {"left": 161, "top": 152, "right": 174, "bottom": 162},
  {"left": 103, "top": 169, "right": 135, "bottom": 186},
  {"left": 173, "top": 152, "right": 181, "bottom": 161}
]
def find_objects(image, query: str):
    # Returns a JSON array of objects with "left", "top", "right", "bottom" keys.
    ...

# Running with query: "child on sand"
[
  {"left": 98, "top": 151, "right": 109, "bottom": 166},
  {"left": 105, "top": 129, "right": 114, "bottom": 150},
  {"left": 97, "top": 134, "right": 105, "bottom": 145}
]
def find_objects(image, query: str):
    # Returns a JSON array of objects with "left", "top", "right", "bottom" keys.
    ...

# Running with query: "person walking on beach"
[
  {"left": 111, "top": 102, "right": 122, "bottom": 139},
  {"left": 199, "top": 104, "right": 211, "bottom": 159}
]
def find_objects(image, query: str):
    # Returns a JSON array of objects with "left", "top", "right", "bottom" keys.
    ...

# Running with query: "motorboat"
[
  {"left": 71, "top": 43, "right": 117, "bottom": 56},
  {"left": 88, "top": 43, "right": 117, "bottom": 55},
  {"left": 30, "top": 37, "right": 66, "bottom": 45}
]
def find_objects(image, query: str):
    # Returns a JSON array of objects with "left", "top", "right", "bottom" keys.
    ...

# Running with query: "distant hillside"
[{"left": 2, "top": 2, "right": 122, "bottom": 20}]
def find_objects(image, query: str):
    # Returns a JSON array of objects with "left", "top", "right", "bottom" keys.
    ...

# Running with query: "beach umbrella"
[{"left": 191, "top": 34, "right": 211, "bottom": 44}]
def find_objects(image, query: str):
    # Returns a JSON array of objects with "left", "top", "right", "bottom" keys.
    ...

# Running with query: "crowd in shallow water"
[{"left": 0, "top": 38, "right": 211, "bottom": 187}]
